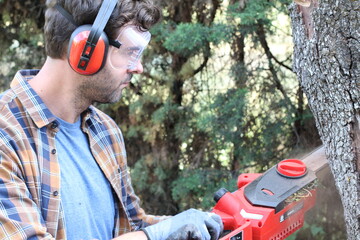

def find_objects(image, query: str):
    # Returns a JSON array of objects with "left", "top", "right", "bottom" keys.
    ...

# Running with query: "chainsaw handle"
[{"left": 219, "top": 221, "right": 252, "bottom": 240}]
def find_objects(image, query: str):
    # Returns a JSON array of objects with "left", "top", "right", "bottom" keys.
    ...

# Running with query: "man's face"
[
  {"left": 79, "top": 25, "right": 150, "bottom": 104},
  {"left": 81, "top": 63, "right": 135, "bottom": 104}
]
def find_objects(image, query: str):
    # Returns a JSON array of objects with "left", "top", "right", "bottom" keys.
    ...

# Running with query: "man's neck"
[{"left": 28, "top": 57, "right": 91, "bottom": 123}]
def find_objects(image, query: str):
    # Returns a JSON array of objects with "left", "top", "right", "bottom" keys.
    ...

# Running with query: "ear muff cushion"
[{"left": 68, "top": 25, "right": 109, "bottom": 75}]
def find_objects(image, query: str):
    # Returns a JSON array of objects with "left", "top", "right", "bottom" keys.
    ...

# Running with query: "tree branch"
[
  {"left": 256, "top": 23, "right": 294, "bottom": 72},
  {"left": 193, "top": 55, "right": 209, "bottom": 75},
  {"left": 269, "top": 53, "right": 294, "bottom": 72},
  {"left": 256, "top": 23, "right": 294, "bottom": 107},
  {"left": 256, "top": 22, "right": 301, "bottom": 144}
]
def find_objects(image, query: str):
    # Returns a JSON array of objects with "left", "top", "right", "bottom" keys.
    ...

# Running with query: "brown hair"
[{"left": 44, "top": 0, "right": 161, "bottom": 58}]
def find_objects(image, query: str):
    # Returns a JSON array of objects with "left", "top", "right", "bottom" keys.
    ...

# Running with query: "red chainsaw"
[{"left": 212, "top": 159, "right": 317, "bottom": 240}]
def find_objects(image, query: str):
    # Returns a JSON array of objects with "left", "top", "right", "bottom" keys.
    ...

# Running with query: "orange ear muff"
[
  {"left": 56, "top": 0, "right": 117, "bottom": 75},
  {"left": 68, "top": 25, "right": 109, "bottom": 75}
]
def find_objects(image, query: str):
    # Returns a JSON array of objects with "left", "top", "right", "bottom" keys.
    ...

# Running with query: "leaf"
[{"left": 310, "top": 225, "right": 324, "bottom": 236}]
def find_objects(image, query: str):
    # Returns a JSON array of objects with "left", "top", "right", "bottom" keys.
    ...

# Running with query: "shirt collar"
[
  {"left": 81, "top": 106, "right": 103, "bottom": 125},
  {"left": 10, "top": 69, "right": 102, "bottom": 129}
]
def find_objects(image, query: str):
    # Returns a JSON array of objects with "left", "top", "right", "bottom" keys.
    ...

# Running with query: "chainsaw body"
[{"left": 212, "top": 159, "right": 317, "bottom": 240}]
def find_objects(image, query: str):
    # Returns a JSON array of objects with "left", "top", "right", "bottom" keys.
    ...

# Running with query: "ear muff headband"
[
  {"left": 77, "top": 0, "right": 117, "bottom": 72},
  {"left": 55, "top": 0, "right": 119, "bottom": 75},
  {"left": 87, "top": 0, "right": 117, "bottom": 47}
]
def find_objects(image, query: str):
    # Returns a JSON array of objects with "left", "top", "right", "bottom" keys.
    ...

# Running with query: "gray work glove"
[{"left": 142, "top": 208, "right": 223, "bottom": 240}]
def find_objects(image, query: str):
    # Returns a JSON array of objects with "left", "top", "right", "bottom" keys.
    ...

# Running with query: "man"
[{"left": 0, "top": 0, "right": 223, "bottom": 239}]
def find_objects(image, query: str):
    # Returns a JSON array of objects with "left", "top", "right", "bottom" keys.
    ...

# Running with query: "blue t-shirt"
[{"left": 55, "top": 117, "right": 115, "bottom": 240}]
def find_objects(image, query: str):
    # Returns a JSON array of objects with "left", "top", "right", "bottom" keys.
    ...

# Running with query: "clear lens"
[{"left": 109, "top": 26, "right": 151, "bottom": 70}]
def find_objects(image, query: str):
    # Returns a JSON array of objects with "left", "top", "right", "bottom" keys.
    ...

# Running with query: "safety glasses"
[{"left": 109, "top": 25, "right": 151, "bottom": 70}]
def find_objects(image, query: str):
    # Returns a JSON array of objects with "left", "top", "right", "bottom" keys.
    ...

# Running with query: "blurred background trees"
[{"left": 0, "top": 0, "right": 346, "bottom": 238}]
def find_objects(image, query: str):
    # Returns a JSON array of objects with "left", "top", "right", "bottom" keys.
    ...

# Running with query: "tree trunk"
[{"left": 289, "top": 0, "right": 360, "bottom": 239}]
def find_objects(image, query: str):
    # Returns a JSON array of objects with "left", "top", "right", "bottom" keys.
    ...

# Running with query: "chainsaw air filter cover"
[{"left": 244, "top": 159, "right": 316, "bottom": 213}]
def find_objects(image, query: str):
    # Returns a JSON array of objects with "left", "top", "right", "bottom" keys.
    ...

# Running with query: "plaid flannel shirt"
[{"left": 0, "top": 70, "right": 165, "bottom": 239}]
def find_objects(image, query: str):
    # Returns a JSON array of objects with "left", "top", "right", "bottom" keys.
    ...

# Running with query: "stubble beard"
[
  {"left": 78, "top": 68, "right": 133, "bottom": 106},
  {"left": 104, "top": 73, "right": 133, "bottom": 104}
]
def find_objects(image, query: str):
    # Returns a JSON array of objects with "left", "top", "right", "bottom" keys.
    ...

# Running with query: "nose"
[{"left": 128, "top": 61, "right": 143, "bottom": 74}]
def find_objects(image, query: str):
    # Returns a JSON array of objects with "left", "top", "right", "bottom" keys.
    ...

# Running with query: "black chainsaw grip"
[{"left": 214, "top": 188, "right": 229, "bottom": 203}]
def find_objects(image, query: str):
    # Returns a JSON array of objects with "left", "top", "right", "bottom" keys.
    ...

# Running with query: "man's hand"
[{"left": 142, "top": 209, "right": 223, "bottom": 240}]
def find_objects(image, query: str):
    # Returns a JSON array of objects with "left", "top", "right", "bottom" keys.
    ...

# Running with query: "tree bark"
[{"left": 289, "top": 0, "right": 360, "bottom": 239}]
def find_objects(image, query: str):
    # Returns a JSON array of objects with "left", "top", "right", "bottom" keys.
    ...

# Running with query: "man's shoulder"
[
  {"left": 89, "top": 105, "right": 120, "bottom": 128},
  {"left": 0, "top": 88, "right": 16, "bottom": 110},
  {"left": 0, "top": 89, "right": 25, "bottom": 149},
  {"left": 0, "top": 88, "right": 21, "bottom": 123}
]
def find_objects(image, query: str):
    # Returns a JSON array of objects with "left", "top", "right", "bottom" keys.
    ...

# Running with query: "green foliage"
[
  {"left": 150, "top": 21, "right": 176, "bottom": 44},
  {"left": 198, "top": 89, "right": 247, "bottom": 139},
  {"left": 131, "top": 157, "right": 151, "bottom": 192},
  {"left": 197, "top": 88, "right": 249, "bottom": 167},
  {"left": 196, "top": 86, "right": 294, "bottom": 170},
  {"left": 287, "top": 222, "right": 331, "bottom": 240},
  {"left": 131, "top": 154, "right": 174, "bottom": 191},
  {"left": 228, "top": 0, "right": 293, "bottom": 26},
  {"left": 171, "top": 169, "right": 237, "bottom": 210},
  {"left": 228, "top": 0, "right": 271, "bottom": 26},
  {"left": 0, "top": 0, "right": 45, "bottom": 90},
  {"left": 162, "top": 23, "right": 230, "bottom": 58},
  {"left": 151, "top": 100, "right": 180, "bottom": 124}
]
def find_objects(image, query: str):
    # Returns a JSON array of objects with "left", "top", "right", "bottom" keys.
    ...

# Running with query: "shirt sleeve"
[{"left": 0, "top": 136, "right": 54, "bottom": 240}]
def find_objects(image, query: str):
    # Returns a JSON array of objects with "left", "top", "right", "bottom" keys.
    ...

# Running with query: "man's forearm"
[{"left": 113, "top": 231, "right": 148, "bottom": 240}]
